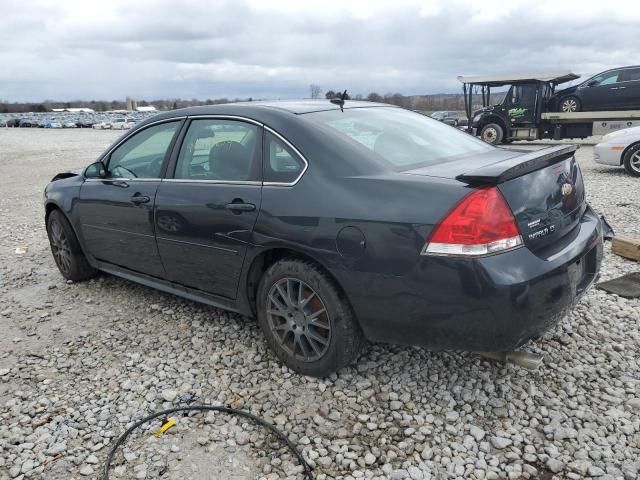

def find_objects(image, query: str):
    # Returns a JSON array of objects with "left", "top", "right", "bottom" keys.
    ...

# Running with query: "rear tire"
[
  {"left": 622, "top": 143, "right": 640, "bottom": 177},
  {"left": 47, "top": 210, "right": 97, "bottom": 282},
  {"left": 256, "top": 258, "right": 363, "bottom": 377},
  {"left": 560, "top": 96, "right": 581, "bottom": 112},
  {"left": 480, "top": 123, "right": 504, "bottom": 144}
]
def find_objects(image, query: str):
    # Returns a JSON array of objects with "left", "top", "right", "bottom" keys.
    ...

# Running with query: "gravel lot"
[{"left": 0, "top": 128, "right": 638, "bottom": 480}]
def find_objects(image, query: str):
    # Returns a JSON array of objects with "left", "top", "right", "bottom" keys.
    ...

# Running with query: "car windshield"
[{"left": 305, "top": 107, "right": 492, "bottom": 170}]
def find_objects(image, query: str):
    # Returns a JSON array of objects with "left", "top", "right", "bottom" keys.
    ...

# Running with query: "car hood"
[
  {"left": 602, "top": 125, "right": 640, "bottom": 142},
  {"left": 552, "top": 85, "right": 578, "bottom": 98},
  {"left": 51, "top": 167, "right": 84, "bottom": 182}
]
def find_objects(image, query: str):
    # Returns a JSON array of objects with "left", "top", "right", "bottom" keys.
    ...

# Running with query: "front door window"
[{"left": 108, "top": 122, "right": 180, "bottom": 178}]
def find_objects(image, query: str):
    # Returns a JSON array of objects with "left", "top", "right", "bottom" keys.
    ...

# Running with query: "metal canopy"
[{"left": 457, "top": 72, "right": 580, "bottom": 86}]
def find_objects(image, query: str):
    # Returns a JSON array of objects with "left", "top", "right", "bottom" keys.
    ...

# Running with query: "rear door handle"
[
  {"left": 225, "top": 201, "right": 256, "bottom": 212},
  {"left": 131, "top": 194, "right": 150, "bottom": 204}
]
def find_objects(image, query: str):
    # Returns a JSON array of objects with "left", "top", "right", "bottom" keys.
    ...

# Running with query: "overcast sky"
[{"left": 1, "top": 0, "right": 639, "bottom": 102}]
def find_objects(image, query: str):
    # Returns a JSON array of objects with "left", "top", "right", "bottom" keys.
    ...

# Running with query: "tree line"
[{"left": 0, "top": 90, "right": 503, "bottom": 114}]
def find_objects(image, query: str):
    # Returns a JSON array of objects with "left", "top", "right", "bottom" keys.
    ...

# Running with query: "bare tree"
[{"left": 310, "top": 84, "right": 322, "bottom": 99}]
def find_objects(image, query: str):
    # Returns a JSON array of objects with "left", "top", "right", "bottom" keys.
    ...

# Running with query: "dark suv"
[
  {"left": 549, "top": 66, "right": 640, "bottom": 112},
  {"left": 430, "top": 111, "right": 467, "bottom": 127}
]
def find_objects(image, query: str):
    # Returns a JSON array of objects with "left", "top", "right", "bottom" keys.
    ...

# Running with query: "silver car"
[{"left": 594, "top": 126, "right": 640, "bottom": 176}]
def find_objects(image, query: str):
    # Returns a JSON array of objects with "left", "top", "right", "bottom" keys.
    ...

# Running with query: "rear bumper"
[{"left": 338, "top": 207, "right": 603, "bottom": 352}]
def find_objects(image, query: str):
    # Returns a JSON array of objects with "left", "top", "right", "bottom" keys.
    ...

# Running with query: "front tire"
[
  {"left": 560, "top": 96, "right": 581, "bottom": 112},
  {"left": 622, "top": 143, "right": 640, "bottom": 177},
  {"left": 257, "top": 258, "right": 363, "bottom": 377},
  {"left": 47, "top": 210, "right": 97, "bottom": 282},
  {"left": 480, "top": 123, "right": 504, "bottom": 144}
]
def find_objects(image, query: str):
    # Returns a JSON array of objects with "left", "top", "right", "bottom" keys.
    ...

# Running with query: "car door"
[
  {"left": 579, "top": 69, "right": 623, "bottom": 110},
  {"left": 154, "top": 117, "right": 262, "bottom": 299},
  {"left": 77, "top": 120, "right": 182, "bottom": 277},
  {"left": 618, "top": 67, "right": 640, "bottom": 109}
]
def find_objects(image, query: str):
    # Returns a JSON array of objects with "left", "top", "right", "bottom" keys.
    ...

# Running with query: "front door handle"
[
  {"left": 131, "top": 194, "right": 150, "bottom": 204},
  {"left": 225, "top": 201, "right": 256, "bottom": 213}
]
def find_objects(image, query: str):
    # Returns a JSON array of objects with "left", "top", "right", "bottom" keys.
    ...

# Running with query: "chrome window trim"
[
  {"left": 83, "top": 115, "right": 310, "bottom": 187},
  {"left": 263, "top": 126, "right": 309, "bottom": 187},
  {"left": 84, "top": 177, "right": 161, "bottom": 182},
  {"left": 186, "top": 114, "right": 264, "bottom": 127},
  {"left": 162, "top": 179, "right": 262, "bottom": 186}
]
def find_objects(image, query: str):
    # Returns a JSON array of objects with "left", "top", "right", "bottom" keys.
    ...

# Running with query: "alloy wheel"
[
  {"left": 631, "top": 151, "right": 640, "bottom": 173},
  {"left": 266, "top": 278, "right": 331, "bottom": 362},
  {"left": 561, "top": 99, "right": 578, "bottom": 112},
  {"left": 50, "top": 219, "right": 72, "bottom": 274}
]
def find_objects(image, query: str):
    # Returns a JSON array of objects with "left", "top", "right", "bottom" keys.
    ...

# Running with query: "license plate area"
[{"left": 573, "top": 245, "right": 598, "bottom": 296}]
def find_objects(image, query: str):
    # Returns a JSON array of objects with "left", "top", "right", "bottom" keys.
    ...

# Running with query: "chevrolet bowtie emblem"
[{"left": 561, "top": 183, "right": 573, "bottom": 196}]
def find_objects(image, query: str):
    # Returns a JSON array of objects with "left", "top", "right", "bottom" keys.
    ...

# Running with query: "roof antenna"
[{"left": 330, "top": 90, "right": 348, "bottom": 112}]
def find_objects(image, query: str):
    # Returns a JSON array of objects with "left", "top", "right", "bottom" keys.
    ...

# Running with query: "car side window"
[
  {"left": 622, "top": 68, "right": 640, "bottom": 82},
  {"left": 263, "top": 131, "right": 306, "bottom": 184},
  {"left": 174, "top": 119, "right": 259, "bottom": 181},
  {"left": 108, "top": 121, "right": 180, "bottom": 179},
  {"left": 589, "top": 70, "right": 620, "bottom": 86}
]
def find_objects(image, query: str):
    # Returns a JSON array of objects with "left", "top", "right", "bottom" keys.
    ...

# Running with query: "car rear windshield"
[{"left": 305, "top": 107, "right": 492, "bottom": 170}]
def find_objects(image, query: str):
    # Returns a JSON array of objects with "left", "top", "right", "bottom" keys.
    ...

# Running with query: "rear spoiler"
[{"left": 456, "top": 145, "right": 578, "bottom": 184}]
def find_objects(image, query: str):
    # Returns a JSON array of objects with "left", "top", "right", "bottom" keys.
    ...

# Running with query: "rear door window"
[
  {"left": 621, "top": 68, "right": 640, "bottom": 82},
  {"left": 263, "top": 131, "right": 306, "bottom": 184},
  {"left": 174, "top": 119, "right": 259, "bottom": 181}
]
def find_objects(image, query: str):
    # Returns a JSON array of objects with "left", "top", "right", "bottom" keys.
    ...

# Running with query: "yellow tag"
[{"left": 153, "top": 418, "right": 176, "bottom": 437}]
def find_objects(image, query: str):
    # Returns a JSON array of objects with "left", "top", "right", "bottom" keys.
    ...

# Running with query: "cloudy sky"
[{"left": 1, "top": 0, "right": 639, "bottom": 102}]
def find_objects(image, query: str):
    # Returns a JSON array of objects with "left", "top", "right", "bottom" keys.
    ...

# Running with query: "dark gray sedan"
[{"left": 44, "top": 100, "right": 603, "bottom": 376}]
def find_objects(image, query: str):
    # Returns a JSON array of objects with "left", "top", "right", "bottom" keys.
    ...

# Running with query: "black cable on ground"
[{"left": 101, "top": 405, "right": 315, "bottom": 480}]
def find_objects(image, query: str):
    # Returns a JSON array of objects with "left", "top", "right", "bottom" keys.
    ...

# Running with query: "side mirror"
[
  {"left": 586, "top": 80, "right": 598, "bottom": 87},
  {"left": 85, "top": 161, "right": 107, "bottom": 179}
]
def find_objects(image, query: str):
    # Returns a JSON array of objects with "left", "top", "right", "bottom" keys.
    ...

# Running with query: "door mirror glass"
[{"left": 85, "top": 161, "right": 107, "bottom": 178}]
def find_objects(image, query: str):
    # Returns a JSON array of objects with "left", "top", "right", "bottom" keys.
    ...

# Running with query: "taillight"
[{"left": 422, "top": 186, "right": 522, "bottom": 256}]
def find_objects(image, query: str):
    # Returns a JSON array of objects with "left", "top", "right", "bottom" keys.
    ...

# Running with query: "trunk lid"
[{"left": 404, "top": 145, "right": 586, "bottom": 251}]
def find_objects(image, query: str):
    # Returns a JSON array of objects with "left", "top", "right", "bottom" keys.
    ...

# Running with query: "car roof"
[
  {"left": 162, "top": 99, "right": 393, "bottom": 117},
  {"left": 457, "top": 71, "right": 580, "bottom": 86}
]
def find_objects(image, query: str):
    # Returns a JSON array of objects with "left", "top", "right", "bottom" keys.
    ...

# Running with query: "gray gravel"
[{"left": 0, "top": 129, "right": 639, "bottom": 480}]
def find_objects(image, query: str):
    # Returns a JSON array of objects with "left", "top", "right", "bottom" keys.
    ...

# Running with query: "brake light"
[{"left": 422, "top": 186, "right": 522, "bottom": 256}]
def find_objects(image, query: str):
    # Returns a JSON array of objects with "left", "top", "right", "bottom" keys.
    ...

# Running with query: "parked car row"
[
  {"left": 1, "top": 111, "right": 157, "bottom": 130},
  {"left": 92, "top": 118, "right": 137, "bottom": 130}
]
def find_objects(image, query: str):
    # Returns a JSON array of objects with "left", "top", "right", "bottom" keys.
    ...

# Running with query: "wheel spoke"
[
  {"left": 307, "top": 308, "right": 326, "bottom": 321},
  {"left": 300, "top": 291, "right": 316, "bottom": 309},
  {"left": 269, "top": 294, "right": 288, "bottom": 315},
  {"left": 267, "top": 308, "right": 288, "bottom": 319},
  {"left": 296, "top": 335, "right": 312, "bottom": 359},
  {"left": 275, "top": 284, "right": 290, "bottom": 307},
  {"left": 310, "top": 317, "right": 330, "bottom": 330},
  {"left": 297, "top": 281, "right": 304, "bottom": 305},
  {"left": 306, "top": 330, "right": 329, "bottom": 347}
]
